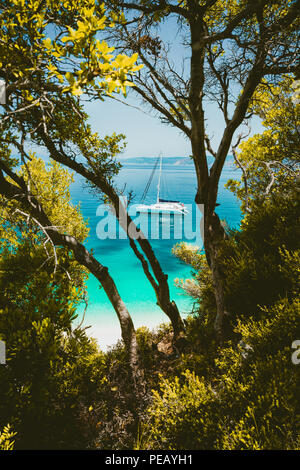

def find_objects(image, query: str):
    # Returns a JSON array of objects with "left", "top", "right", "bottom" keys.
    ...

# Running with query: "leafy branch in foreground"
[
  {"left": 0, "top": 425, "right": 16, "bottom": 450},
  {"left": 0, "top": 0, "right": 186, "bottom": 346}
]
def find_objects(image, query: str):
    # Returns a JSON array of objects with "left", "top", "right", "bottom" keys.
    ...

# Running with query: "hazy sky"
[
  {"left": 84, "top": 95, "right": 192, "bottom": 158},
  {"left": 84, "top": 88, "right": 263, "bottom": 159}
]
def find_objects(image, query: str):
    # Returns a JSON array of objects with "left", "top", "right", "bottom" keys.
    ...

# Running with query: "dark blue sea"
[{"left": 70, "top": 156, "right": 242, "bottom": 349}]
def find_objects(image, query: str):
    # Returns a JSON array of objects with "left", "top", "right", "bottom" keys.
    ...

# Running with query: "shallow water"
[{"left": 70, "top": 156, "right": 242, "bottom": 349}]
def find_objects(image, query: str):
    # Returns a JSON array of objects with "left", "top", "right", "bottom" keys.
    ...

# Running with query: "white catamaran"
[{"left": 136, "top": 153, "right": 188, "bottom": 215}]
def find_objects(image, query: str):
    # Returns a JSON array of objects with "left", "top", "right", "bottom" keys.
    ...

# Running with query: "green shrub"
[
  {"left": 0, "top": 244, "right": 107, "bottom": 449},
  {"left": 139, "top": 296, "right": 300, "bottom": 450},
  {"left": 140, "top": 370, "right": 221, "bottom": 449}
]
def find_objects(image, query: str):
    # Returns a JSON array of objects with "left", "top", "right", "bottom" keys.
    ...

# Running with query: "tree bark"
[
  {"left": 128, "top": 239, "right": 185, "bottom": 344},
  {"left": 204, "top": 209, "right": 227, "bottom": 343}
]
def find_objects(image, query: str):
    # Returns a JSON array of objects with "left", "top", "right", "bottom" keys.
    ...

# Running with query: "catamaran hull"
[{"left": 136, "top": 203, "right": 188, "bottom": 215}]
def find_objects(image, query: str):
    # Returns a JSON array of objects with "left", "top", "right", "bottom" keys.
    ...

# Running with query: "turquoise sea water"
[{"left": 70, "top": 156, "right": 242, "bottom": 349}]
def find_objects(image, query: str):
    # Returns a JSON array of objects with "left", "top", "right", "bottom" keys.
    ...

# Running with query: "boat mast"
[{"left": 157, "top": 152, "right": 163, "bottom": 203}]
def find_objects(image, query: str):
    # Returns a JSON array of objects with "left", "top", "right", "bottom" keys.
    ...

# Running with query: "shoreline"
[{"left": 74, "top": 299, "right": 193, "bottom": 351}]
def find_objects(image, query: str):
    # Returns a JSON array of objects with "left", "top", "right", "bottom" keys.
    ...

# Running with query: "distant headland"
[{"left": 120, "top": 156, "right": 194, "bottom": 166}]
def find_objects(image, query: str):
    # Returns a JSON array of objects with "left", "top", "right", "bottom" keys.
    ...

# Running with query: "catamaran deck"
[{"left": 136, "top": 201, "right": 188, "bottom": 214}]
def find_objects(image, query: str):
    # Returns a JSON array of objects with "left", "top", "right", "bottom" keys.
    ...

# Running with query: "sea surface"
[{"left": 70, "top": 156, "right": 242, "bottom": 349}]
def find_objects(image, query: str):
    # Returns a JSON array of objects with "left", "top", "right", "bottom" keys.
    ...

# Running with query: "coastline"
[{"left": 74, "top": 296, "right": 193, "bottom": 351}]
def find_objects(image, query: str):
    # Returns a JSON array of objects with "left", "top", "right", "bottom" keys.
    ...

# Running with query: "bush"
[
  {"left": 0, "top": 243, "right": 107, "bottom": 449},
  {"left": 139, "top": 370, "right": 221, "bottom": 450},
  {"left": 139, "top": 296, "right": 300, "bottom": 450}
]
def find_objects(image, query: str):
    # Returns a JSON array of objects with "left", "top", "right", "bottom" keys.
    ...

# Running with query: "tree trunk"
[
  {"left": 0, "top": 169, "right": 144, "bottom": 390},
  {"left": 69, "top": 242, "right": 143, "bottom": 390},
  {"left": 188, "top": 21, "right": 228, "bottom": 342},
  {"left": 128, "top": 237, "right": 186, "bottom": 346},
  {"left": 132, "top": 238, "right": 186, "bottom": 342},
  {"left": 204, "top": 207, "right": 228, "bottom": 343}
]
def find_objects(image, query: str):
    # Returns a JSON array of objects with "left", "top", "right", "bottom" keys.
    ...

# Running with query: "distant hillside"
[
  {"left": 120, "top": 156, "right": 194, "bottom": 166},
  {"left": 119, "top": 155, "right": 236, "bottom": 168}
]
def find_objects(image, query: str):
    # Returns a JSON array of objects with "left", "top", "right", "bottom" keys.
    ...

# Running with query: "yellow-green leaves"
[
  {"left": 0, "top": 0, "right": 143, "bottom": 100},
  {"left": 43, "top": 37, "right": 52, "bottom": 50},
  {"left": 19, "top": 157, "right": 89, "bottom": 243},
  {"left": 0, "top": 425, "right": 16, "bottom": 450},
  {"left": 48, "top": 3, "right": 143, "bottom": 96},
  {"left": 61, "top": 7, "right": 107, "bottom": 45},
  {"left": 227, "top": 76, "right": 300, "bottom": 214}
]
